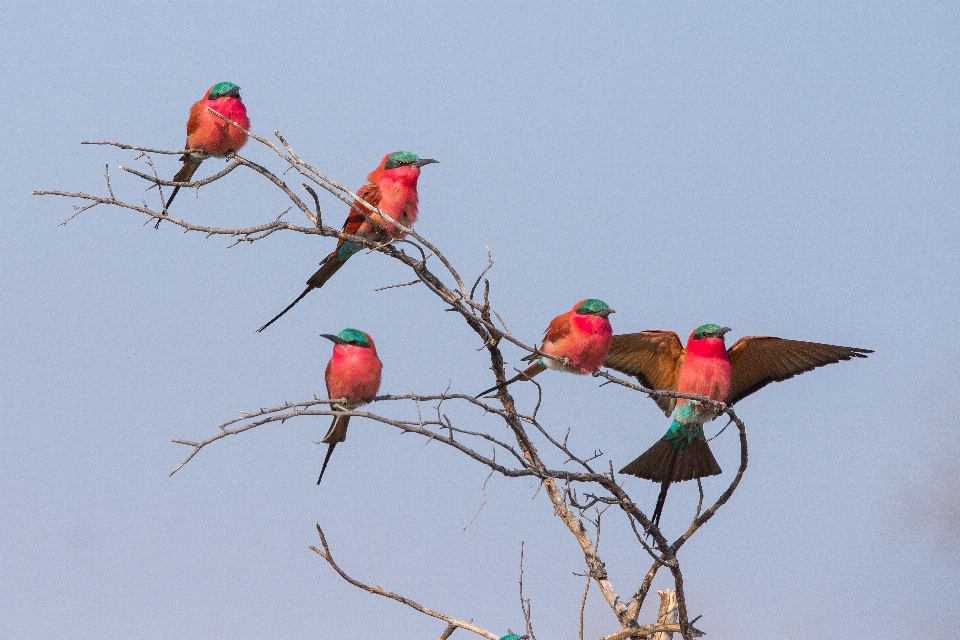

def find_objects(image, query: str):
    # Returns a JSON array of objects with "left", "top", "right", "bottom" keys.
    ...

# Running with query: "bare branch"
[
  {"left": 439, "top": 624, "right": 458, "bottom": 640},
  {"left": 311, "top": 525, "right": 499, "bottom": 640},
  {"left": 119, "top": 159, "right": 241, "bottom": 188},
  {"left": 301, "top": 183, "right": 321, "bottom": 226},
  {"left": 469, "top": 245, "right": 495, "bottom": 300},
  {"left": 81, "top": 140, "right": 191, "bottom": 154},
  {"left": 463, "top": 467, "right": 495, "bottom": 531},
  {"left": 373, "top": 280, "right": 421, "bottom": 292},
  {"left": 578, "top": 570, "right": 590, "bottom": 640},
  {"left": 518, "top": 542, "right": 536, "bottom": 640}
]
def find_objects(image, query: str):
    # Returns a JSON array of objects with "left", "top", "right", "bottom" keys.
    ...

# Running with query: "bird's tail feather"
[
  {"left": 620, "top": 436, "right": 721, "bottom": 527},
  {"left": 257, "top": 285, "right": 314, "bottom": 332},
  {"left": 257, "top": 250, "right": 345, "bottom": 333},
  {"left": 306, "top": 252, "right": 347, "bottom": 289},
  {"left": 620, "top": 436, "right": 722, "bottom": 482},
  {"left": 158, "top": 160, "right": 202, "bottom": 226},
  {"left": 652, "top": 478, "right": 672, "bottom": 528},
  {"left": 478, "top": 362, "right": 547, "bottom": 397},
  {"left": 321, "top": 414, "right": 350, "bottom": 445},
  {"left": 317, "top": 443, "right": 338, "bottom": 485},
  {"left": 317, "top": 415, "right": 351, "bottom": 484}
]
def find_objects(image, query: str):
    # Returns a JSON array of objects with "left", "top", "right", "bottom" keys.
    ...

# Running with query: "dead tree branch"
[{"left": 41, "top": 130, "right": 757, "bottom": 640}]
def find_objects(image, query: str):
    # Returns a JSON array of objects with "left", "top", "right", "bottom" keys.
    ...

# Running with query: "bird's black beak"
[
  {"left": 320, "top": 334, "right": 347, "bottom": 345},
  {"left": 414, "top": 158, "right": 439, "bottom": 168},
  {"left": 225, "top": 86, "right": 241, "bottom": 98},
  {"left": 718, "top": 327, "right": 732, "bottom": 337},
  {"left": 598, "top": 308, "right": 615, "bottom": 318}
]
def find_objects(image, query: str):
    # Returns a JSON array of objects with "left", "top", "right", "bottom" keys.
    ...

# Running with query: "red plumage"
[
  {"left": 257, "top": 152, "right": 436, "bottom": 332},
  {"left": 318, "top": 332, "right": 383, "bottom": 484},
  {"left": 538, "top": 300, "right": 615, "bottom": 373},
  {"left": 479, "top": 299, "right": 614, "bottom": 396},
  {"left": 161, "top": 83, "right": 250, "bottom": 217}
]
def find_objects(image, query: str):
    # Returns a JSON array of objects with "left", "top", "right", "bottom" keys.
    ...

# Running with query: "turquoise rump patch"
[
  {"left": 664, "top": 402, "right": 712, "bottom": 450},
  {"left": 336, "top": 241, "right": 362, "bottom": 261}
]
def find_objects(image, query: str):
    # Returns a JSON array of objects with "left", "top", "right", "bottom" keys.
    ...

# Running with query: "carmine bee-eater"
[
  {"left": 479, "top": 299, "right": 614, "bottom": 397},
  {"left": 603, "top": 324, "right": 872, "bottom": 527},
  {"left": 317, "top": 328, "right": 383, "bottom": 484},
  {"left": 257, "top": 151, "right": 438, "bottom": 332},
  {"left": 159, "top": 82, "right": 250, "bottom": 224}
]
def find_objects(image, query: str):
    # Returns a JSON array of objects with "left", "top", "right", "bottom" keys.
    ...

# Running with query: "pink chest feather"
[
  {"left": 325, "top": 346, "right": 383, "bottom": 401},
  {"left": 188, "top": 97, "right": 249, "bottom": 156},
  {"left": 676, "top": 353, "right": 731, "bottom": 402},
  {"left": 376, "top": 167, "right": 421, "bottom": 239}
]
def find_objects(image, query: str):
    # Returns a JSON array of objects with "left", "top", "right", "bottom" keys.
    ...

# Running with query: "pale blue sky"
[{"left": 3, "top": 3, "right": 959, "bottom": 638}]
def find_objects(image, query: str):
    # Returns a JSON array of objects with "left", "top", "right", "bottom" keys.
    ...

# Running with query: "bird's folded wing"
[
  {"left": 603, "top": 330, "right": 684, "bottom": 416},
  {"left": 340, "top": 182, "right": 382, "bottom": 237},
  {"left": 726, "top": 337, "right": 873, "bottom": 405},
  {"left": 185, "top": 99, "right": 205, "bottom": 139},
  {"left": 531, "top": 311, "right": 573, "bottom": 359}
]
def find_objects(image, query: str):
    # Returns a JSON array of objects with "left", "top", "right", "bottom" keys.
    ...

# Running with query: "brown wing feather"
[
  {"left": 542, "top": 311, "right": 573, "bottom": 344},
  {"left": 520, "top": 313, "right": 572, "bottom": 363},
  {"left": 603, "top": 331, "right": 685, "bottom": 416},
  {"left": 185, "top": 99, "right": 204, "bottom": 139},
  {"left": 726, "top": 337, "right": 872, "bottom": 405},
  {"left": 341, "top": 182, "right": 381, "bottom": 235}
]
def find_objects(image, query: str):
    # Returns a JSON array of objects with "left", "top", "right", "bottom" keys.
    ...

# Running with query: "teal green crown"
[
  {"left": 337, "top": 328, "right": 370, "bottom": 347},
  {"left": 209, "top": 82, "right": 239, "bottom": 99},
  {"left": 384, "top": 151, "right": 420, "bottom": 169},
  {"left": 576, "top": 299, "right": 611, "bottom": 315},
  {"left": 692, "top": 323, "right": 724, "bottom": 339}
]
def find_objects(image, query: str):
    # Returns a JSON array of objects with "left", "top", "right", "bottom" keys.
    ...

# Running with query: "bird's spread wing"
[
  {"left": 726, "top": 337, "right": 872, "bottom": 405},
  {"left": 603, "top": 331, "right": 684, "bottom": 416}
]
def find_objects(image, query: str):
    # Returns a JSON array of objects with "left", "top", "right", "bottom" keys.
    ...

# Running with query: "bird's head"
[
  {"left": 370, "top": 151, "right": 438, "bottom": 183},
  {"left": 690, "top": 324, "right": 732, "bottom": 342},
  {"left": 321, "top": 328, "right": 374, "bottom": 349},
  {"left": 574, "top": 299, "right": 615, "bottom": 318},
  {"left": 208, "top": 82, "right": 241, "bottom": 100},
  {"left": 384, "top": 151, "right": 439, "bottom": 170}
]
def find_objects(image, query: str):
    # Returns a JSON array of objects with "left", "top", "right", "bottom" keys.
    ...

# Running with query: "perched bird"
[
  {"left": 479, "top": 299, "right": 614, "bottom": 397},
  {"left": 257, "top": 151, "right": 438, "bottom": 332},
  {"left": 160, "top": 82, "right": 250, "bottom": 222},
  {"left": 604, "top": 324, "right": 872, "bottom": 527},
  {"left": 317, "top": 328, "right": 383, "bottom": 484}
]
